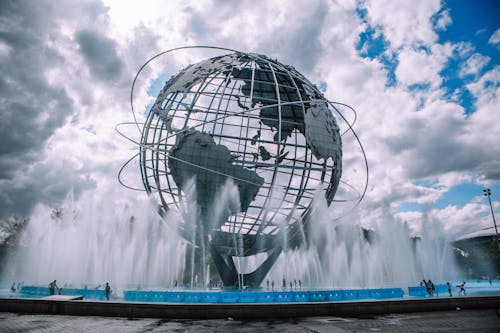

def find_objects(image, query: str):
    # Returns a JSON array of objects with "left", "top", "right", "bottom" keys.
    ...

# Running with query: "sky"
[{"left": 0, "top": 0, "right": 498, "bottom": 240}]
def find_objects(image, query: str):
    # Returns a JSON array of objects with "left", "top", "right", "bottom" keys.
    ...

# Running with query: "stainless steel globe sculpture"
[{"left": 134, "top": 50, "right": 346, "bottom": 287}]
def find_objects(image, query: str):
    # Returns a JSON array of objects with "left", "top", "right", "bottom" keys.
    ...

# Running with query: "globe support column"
[{"left": 210, "top": 244, "right": 282, "bottom": 289}]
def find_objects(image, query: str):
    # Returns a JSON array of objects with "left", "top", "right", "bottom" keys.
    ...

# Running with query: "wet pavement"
[{"left": 1, "top": 309, "right": 499, "bottom": 332}]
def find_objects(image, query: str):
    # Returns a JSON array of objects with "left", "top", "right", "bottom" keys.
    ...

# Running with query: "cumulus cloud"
[
  {"left": 0, "top": 157, "right": 96, "bottom": 218},
  {"left": 0, "top": 1, "right": 72, "bottom": 176},
  {"left": 0, "top": 0, "right": 498, "bottom": 241},
  {"left": 459, "top": 53, "right": 491, "bottom": 78},
  {"left": 75, "top": 29, "right": 124, "bottom": 82},
  {"left": 488, "top": 28, "right": 500, "bottom": 47},
  {"left": 0, "top": 1, "right": 81, "bottom": 217},
  {"left": 395, "top": 44, "right": 452, "bottom": 87},
  {"left": 397, "top": 201, "right": 498, "bottom": 239},
  {"left": 362, "top": 0, "right": 442, "bottom": 48},
  {"left": 0, "top": 0, "right": 137, "bottom": 219},
  {"left": 433, "top": 9, "right": 452, "bottom": 31}
]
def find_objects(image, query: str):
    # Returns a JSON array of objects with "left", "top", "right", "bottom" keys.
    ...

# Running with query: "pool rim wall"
[{"left": 1, "top": 295, "right": 499, "bottom": 319}]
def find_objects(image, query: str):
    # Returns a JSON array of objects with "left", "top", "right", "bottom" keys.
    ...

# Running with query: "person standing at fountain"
[
  {"left": 457, "top": 281, "right": 466, "bottom": 296},
  {"left": 271, "top": 280, "right": 275, "bottom": 291},
  {"left": 446, "top": 282, "right": 452, "bottom": 296},
  {"left": 105, "top": 282, "right": 111, "bottom": 301},
  {"left": 282, "top": 277, "right": 286, "bottom": 290},
  {"left": 428, "top": 280, "right": 435, "bottom": 297},
  {"left": 48, "top": 280, "right": 58, "bottom": 296},
  {"left": 422, "top": 280, "right": 430, "bottom": 296},
  {"left": 266, "top": 279, "right": 269, "bottom": 290}
]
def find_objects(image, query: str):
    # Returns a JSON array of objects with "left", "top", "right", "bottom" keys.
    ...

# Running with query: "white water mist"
[
  {"left": 2, "top": 185, "right": 462, "bottom": 290},
  {"left": 1, "top": 189, "right": 187, "bottom": 290},
  {"left": 267, "top": 195, "right": 461, "bottom": 288}
]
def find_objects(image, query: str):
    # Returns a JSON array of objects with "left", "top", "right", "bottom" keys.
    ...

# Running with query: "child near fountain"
[{"left": 457, "top": 282, "right": 466, "bottom": 296}]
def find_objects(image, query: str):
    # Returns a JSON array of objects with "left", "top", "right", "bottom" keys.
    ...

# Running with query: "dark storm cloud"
[
  {"left": 403, "top": 138, "right": 484, "bottom": 179},
  {"left": 75, "top": 29, "right": 124, "bottom": 82},
  {"left": 0, "top": 1, "right": 73, "bottom": 177},
  {"left": 125, "top": 24, "right": 161, "bottom": 69},
  {"left": 384, "top": 114, "right": 496, "bottom": 181},
  {"left": 182, "top": 0, "right": 326, "bottom": 74},
  {"left": 477, "top": 160, "right": 500, "bottom": 181},
  {"left": 0, "top": 0, "right": 105, "bottom": 218},
  {"left": 0, "top": 161, "right": 97, "bottom": 218},
  {"left": 184, "top": 9, "right": 210, "bottom": 40},
  {"left": 247, "top": 1, "right": 327, "bottom": 74},
  {"left": 272, "top": 2, "right": 326, "bottom": 73}
]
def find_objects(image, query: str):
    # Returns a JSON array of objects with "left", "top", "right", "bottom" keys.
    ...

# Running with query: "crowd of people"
[
  {"left": 7, "top": 277, "right": 487, "bottom": 301},
  {"left": 420, "top": 279, "right": 466, "bottom": 297},
  {"left": 45, "top": 280, "right": 112, "bottom": 300},
  {"left": 168, "top": 278, "right": 305, "bottom": 291},
  {"left": 9, "top": 281, "right": 23, "bottom": 293},
  {"left": 278, "top": 278, "right": 302, "bottom": 291}
]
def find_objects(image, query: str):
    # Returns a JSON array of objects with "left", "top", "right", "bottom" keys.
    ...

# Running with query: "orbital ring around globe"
[
  {"left": 117, "top": 100, "right": 366, "bottom": 209},
  {"left": 117, "top": 46, "right": 369, "bottom": 243}
]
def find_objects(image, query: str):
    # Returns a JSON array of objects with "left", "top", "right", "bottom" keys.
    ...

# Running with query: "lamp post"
[
  {"left": 483, "top": 188, "right": 498, "bottom": 237},
  {"left": 483, "top": 188, "right": 500, "bottom": 255}
]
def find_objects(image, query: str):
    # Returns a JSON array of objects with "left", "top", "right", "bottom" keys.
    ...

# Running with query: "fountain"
[
  {"left": 0, "top": 47, "right": 464, "bottom": 300},
  {"left": 0, "top": 185, "right": 461, "bottom": 295}
]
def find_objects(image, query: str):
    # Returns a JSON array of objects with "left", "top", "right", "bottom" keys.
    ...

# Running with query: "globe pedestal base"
[{"left": 210, "top": 244, "right": 282, "bottom": 288}]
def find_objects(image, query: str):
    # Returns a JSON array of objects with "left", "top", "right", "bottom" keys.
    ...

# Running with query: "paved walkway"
[{"left": 1, "top": 309, "right": 499, "bottom": 332}]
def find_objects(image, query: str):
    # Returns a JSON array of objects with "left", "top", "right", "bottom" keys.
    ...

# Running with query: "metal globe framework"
[{"left": 118, "top": 47, "right": 367, "bottom": 287}]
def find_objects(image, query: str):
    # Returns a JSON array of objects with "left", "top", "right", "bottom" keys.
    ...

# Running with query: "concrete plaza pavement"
[{"left": 1, "top": 309, "right": 500, "bottom": 332}]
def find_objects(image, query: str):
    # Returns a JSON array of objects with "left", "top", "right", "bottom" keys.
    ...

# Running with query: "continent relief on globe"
[
  {"left": 168, "top": 129, "right": 265, "bottom": 229},
  {"left": 153, "top": 53, "right": 342, "bottom": 165},
  {"left": 230, "top": 65, "right": 342, "bottom": 163}
]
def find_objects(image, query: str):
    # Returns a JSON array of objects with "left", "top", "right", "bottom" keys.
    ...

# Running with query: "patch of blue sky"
[
  {"left": 396, "top": 180, "right": 440, "bottom": 213},
  {"left": 143, "top": 102, "right": 154, "bottom": 116},
  {"left": 439, "top": 46, "right": 478, "bottom": 115},
  {"left": 407, "top": 83, "right": 432, "bottom": 111},
  {"left": 397, "top": 182, "right": 500, "bottom": 213},
  {"left": 440, "top": 61, "right": 476, "bottom": 114},
  {"left": 355, "top": 8, "right": 397, "bottom": 87},
  {"left": 317, "top": 81, "right": 328, "bottom": 92},
  {"left": 436, "top": 1, "right": 499, "bottom": 115},
  {"left": 433, "top": 182, "right": 484, "bottom": 209},
  {"left": 147, "top": 73, "right": 171, "bottom": 97},
  {"left": 378, "top": 52, "right": 398, "bottom": 87},
  {"left": 414, "top": 179, "right": 441, "bottom": 189},
  {"left": 438, "top": 0, "right": 499, "bottom": 53},
  {"left": 357, "top": 27, "right": 386, "bottom": 59},
  {"left": 408, "top": 83, "right": 432, "bottom": 91},
  {"left": 397, "top": 201, "right": 422, "bottom": 212},
  {"left": 144, "top": 73, "right": 172, "bottom": 116}
]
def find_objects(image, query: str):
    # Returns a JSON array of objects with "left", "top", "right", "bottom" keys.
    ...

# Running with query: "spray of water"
[
  {"left": 1, "top": 183, "right": 462, "bottom": 291},
  {"left": 1, "top": 188, "right": 186, "bottom": 291},
  {"left": 267, "top": 196, "right": 461, "bottom": 289}
]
